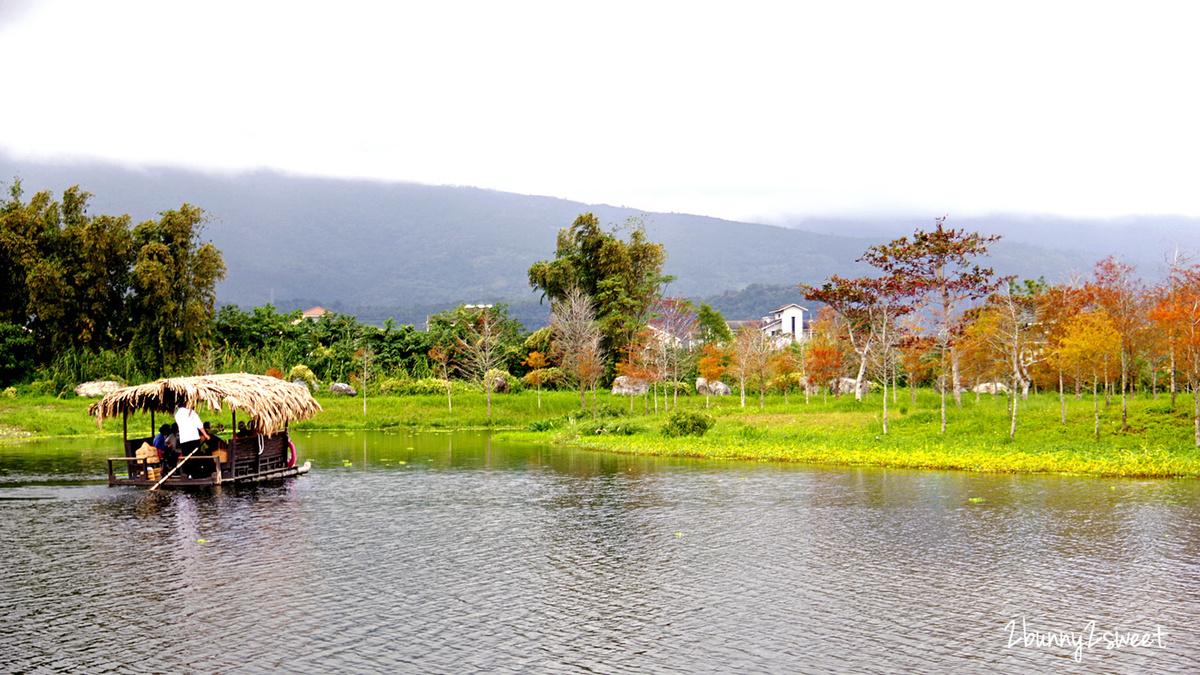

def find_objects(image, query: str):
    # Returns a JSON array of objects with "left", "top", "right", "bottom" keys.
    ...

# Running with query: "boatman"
[{"left": 174, "top": 403, "right": 209, "bottom": 477}]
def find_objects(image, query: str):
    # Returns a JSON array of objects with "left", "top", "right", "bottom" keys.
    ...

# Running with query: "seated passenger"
[
  {"left": 151, "top": 424, "right": 171, "bottom": 462},
  {"left": 162, "top": 424, "right": 181, "bottom": 471},
  {"left": 201, "top": 421, "right": 227, "bottom": 455}
]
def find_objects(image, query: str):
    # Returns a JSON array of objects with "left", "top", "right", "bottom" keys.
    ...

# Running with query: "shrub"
[
  {"left": 661, "top": 380, "right": 695, "bottom": 396},
  {"left": 661, "top": 410, "right": 716, "bottom": 437},
  {"left": 592, "top": 402, "right": 624, "bottom": 419},
  {"left": 770, "top": 373, "right": 804, "bottom": 391},
  {"left": 380, "top": 377, "right": 466, "bottom": 396},
  {"left": 523, "top": 367, "right": 569, "bottom": 391},
  {"left": 0, "top": 323, "right": 34, "bottom": 387},
  {"left": 578, "top": 419, "right": 646, "bottom": 436},
  {"left": 288, "top": 365, "right": 319, "bottom": 391},
  {"left": 484, "top": 369, "right": 521, "bottom": 394},
  {"left": 527, "top": 417, "right": 563, "bottom": 432}
]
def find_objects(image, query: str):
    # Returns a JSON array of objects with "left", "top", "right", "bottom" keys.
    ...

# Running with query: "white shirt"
[{"left": 175, "top": 406, "right": 203, "bottom": 443}]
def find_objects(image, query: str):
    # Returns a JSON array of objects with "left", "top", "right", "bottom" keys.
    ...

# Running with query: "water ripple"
[{"left": 2, "top": 433, "right": 1200, "bottom": 673}]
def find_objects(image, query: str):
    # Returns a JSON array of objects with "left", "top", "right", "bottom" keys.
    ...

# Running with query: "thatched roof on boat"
[{"left": 87, "top": 373, "right": 323, "bottom": 433}]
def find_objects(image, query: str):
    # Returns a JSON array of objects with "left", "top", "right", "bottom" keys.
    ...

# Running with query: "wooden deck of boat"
[
  {"left": 109, "top": 461, "right": 312, "bottom": 488},
  {"left": 108, "top": 431, "right": 307, "bottom": 488}
]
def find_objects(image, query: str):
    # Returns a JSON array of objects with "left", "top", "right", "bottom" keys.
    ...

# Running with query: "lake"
[{"left": 2, "top": 431, "right": 1199, "bottom": 673}]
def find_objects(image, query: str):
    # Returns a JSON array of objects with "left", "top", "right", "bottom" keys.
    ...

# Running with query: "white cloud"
[{"left": 2, "top": 0, "right": 1198, "bottom": 221}]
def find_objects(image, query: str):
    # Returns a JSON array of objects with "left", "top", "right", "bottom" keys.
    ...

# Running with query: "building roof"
[{"left": 770, "top": 303, "right": 808, "bottom": 314}]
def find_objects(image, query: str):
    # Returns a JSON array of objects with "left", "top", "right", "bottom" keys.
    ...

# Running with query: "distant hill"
[{"left": 2, "top": 154, "right": 1176, "bottom": 328}]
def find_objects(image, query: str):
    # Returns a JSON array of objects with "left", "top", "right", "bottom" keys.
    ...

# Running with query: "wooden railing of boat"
[{"left": 107, "top": 430, "right": 307, "bottom": 487}]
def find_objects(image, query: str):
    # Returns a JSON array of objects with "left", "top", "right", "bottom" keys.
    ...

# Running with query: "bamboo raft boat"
[{"left": 88, "top": 373, "right": 323, "bottom": 488}]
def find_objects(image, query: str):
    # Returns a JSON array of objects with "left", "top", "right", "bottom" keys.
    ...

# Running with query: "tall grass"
[{"left": 29, "top": 348, "right": 151, "bottom": 397}]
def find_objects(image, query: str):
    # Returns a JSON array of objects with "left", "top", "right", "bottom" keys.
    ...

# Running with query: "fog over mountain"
[{"left": 3, "top": 154, "right": 1191, "bottom": 326}]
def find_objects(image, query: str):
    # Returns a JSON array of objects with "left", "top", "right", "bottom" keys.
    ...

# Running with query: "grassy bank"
[
  {"left": 503, "top": 388, "right": 1200, "bottom": 478},
  {"left": 3, "top": 387, "right": 1200, "bottom": 477}
]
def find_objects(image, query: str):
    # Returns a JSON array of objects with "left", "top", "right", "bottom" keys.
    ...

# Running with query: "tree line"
[
  {"left": 8, "top": 183, "right": 1196, "bottom": 449},
  {"left": 1, "top": 182, "right": 225, "bottom": 387},
  {"left": 0, "top": 186, "right": 692, "bottom": 420},
  {"left": 789, "top": 218, "right": 1200, "bottom": 445}
]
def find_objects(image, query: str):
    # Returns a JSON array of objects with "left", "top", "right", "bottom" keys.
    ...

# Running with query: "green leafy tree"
[
  {"left": 528, "top": 213, "right": 671, "bottom": 371},
  {"left": 696, "top": 302, "right": 733, "bottom": 344},
  {"left": 2, "top": 184, "right": 135, "bottom": 359},
  {"left": 368, "top": 319, "right": 434, "bottom": 377},
  {"left": 0, "top": 180, "right": 58, "bottom": 326},
  {"left": 0, "top": 322, "right": 35, "bottom": 386},
  {"left": 130, "top": 204, "right": 226, "bottom": 375}
]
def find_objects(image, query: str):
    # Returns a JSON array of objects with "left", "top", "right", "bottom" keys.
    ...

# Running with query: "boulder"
[
  {"left": 697, "top": 378, "right": 732, "bottom": 396},
  {"left": 292, "top": 378, "right": 315, "bottom": 393},
  {"left": 489, "top": 374, "right": 510, "bottom": 394},
  {"left": 795, "top": 377, "right": 821, "bottom": 395},
  {"left": 73, "top": 380, "right": 123, "bottom": 398},
  {"left": 329, "top": 382, "right": 357, "bottom": 396},
  {"left": 830, "top": 377, "right": 869, "bottom": 396},
  {"left": 612, "top": 375, "right": 648, "bottom": 396},
  {"left": 973, "top": 381, "right": 1009, "bottom": 395}
]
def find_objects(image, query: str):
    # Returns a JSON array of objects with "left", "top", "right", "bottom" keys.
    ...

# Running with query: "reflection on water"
[{"left": 3, "top": 431, "right": 1200, "bottom": 673}]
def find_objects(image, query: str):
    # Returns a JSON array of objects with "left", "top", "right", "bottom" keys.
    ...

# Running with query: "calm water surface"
[{"left": 2, "top": 431, "right": 1200, "bottom": 674}]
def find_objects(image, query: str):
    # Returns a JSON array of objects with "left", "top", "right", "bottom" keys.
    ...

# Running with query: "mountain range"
[{"left": 2, "top": 153, "right": 1194, "bottom": 327}]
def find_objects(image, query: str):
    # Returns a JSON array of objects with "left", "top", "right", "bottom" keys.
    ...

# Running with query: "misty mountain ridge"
[{"left": 2, "top": 153, "right": 1190, "bottom": 327}]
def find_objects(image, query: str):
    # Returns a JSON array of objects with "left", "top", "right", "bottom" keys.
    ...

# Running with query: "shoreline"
[{"left": 4, "top": 390, "right": 1200, "bottom": 479}]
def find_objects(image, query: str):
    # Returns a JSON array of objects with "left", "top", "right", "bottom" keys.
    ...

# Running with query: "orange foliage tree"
[
  {"left": 1152, "top": 264, "right": 1200, "bottom": 446},
  {"left": 696, "top": 343, "right": 730, "bottom": 409},
  {"left": 522, "top": 350, "right": 549, "bottom": 409},
  {"left": 1057, "top": 311, "right": 1121, "bottom": 440},
  {"left": 1087, "top": 257, "right": 1150, "bottom": 429},
  {"left": 897, "top": 335, "right": 935, "bottom": 403}
]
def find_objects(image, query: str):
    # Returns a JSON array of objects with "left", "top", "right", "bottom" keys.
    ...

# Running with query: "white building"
[{"left": 760, "top": 303, "right": 810, "bottom": 346}]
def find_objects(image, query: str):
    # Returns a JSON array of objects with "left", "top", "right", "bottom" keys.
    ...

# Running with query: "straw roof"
[{"left": 87, "top": 373, "right": 323, "bottom": 433}]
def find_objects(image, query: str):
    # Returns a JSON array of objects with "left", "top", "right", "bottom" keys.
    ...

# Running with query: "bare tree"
[
  {"left": 552, "top": 287, "right": 605, "bottom": 411},
  {"left": 429, "top": 345, "right": 454, "bottom": 412},
  {"left": 729, "top": 326, "right": 773, "bottom": 408},
  {"left": 356, "top": 345, "right": 375, "bottom": 417},
  {"left": 458, "top": 308, "right": 507, "bottom": 423},
  {"left": 651, "top": 296, "right": 699, "bottom": 409}
]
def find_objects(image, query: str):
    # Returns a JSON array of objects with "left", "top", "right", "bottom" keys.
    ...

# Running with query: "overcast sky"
[{"left": 1, "top": 1, "right": 1197, "bottom": 224}]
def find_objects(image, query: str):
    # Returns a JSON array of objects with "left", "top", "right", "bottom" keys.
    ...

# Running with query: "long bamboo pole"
[{"left": 149, "top": 446, "right": 203, "bottom": 491}]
